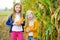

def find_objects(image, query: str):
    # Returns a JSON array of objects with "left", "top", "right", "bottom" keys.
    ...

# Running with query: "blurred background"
[{"left": 0, "top": 0, "right": 60, "bottom": 40}]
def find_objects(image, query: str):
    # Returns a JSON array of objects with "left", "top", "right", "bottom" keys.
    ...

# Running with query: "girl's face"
[
  {"left": 27, "top": 12, "right": 33, "bottom": 20},
  {"left": 15, "top": 5, "right": 21, "bottom": 13}
]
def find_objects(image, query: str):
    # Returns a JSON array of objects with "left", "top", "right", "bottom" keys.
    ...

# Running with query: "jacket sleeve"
[
  {"left": 30, "top": 20, "right": 38, "bottom": 32},
  {"left": 6, "top": 14, "right": 14, "bottom": 26},
  {"left": 21, "top": 14, "right": 25, "bottom": 26},
  {"left": 24, "top": 25, "right": 27, "bottom": 32}
]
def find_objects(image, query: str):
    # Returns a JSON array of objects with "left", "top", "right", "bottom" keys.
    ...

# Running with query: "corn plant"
[{"left": 20, "top": 0, "right": 60, "bottom": 40}]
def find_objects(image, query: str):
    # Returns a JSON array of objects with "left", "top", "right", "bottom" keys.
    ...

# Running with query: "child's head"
[
  {"left": 13, "top": 3, "right": 22, "bottom": 13},
  {"left": 26, "top": 10, "right": 34, "bottom": 20},
  {"left": 12, "top": 3, "right": 23, "bottom": 21},
  {"left": 25, "top": 10, "right": 35, "bottom": 26}
]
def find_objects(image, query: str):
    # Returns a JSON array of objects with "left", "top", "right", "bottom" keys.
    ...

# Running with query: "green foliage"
[{"left": 20, "top": 0, "right": 60, "bottom": 40}]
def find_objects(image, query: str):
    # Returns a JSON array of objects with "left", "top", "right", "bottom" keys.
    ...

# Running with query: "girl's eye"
[{"left": 16, "top": 7, "right": 20, "bottom": 8}]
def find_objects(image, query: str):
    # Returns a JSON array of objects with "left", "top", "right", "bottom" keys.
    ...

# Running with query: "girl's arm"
[
  {"left": 30, "top": 20, "right": 38, "bottom": 32},
  {"left": 21, "top": 14, "right": 25, "bottom": 26},
  {"left": 21, "top": 21, "right": 25, "bottom": 26},
  {"left": 24, "top": 25, "right": 27, "bottom": 32},
  {"left": 6, "top": 14, "right": 14, "bottom": 26}
]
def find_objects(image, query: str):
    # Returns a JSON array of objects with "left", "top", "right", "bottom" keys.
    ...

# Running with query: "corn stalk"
[{"left": 20, "top": 0, "right": 60, "bottom": 40}]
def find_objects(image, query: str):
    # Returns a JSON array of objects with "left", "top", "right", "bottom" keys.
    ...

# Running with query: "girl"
[
  {"left": 24, "top": 10, "right": 38, "bottom": 40},
  {"left": 6, "top": 3, "right": 25, "bottom": 40}
]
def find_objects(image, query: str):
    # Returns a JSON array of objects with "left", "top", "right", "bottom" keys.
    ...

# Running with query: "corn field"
[
  {"left": 20, "top": 0, "right": 60, "bottom": 40},
  {"left": 0, "top": 0, "right": 60, "bottom": 40}
]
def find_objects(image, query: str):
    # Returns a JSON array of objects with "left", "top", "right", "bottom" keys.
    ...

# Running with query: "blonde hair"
[
  {"left": 25, "top": 10, "right": 35, "bottom": 26},
  {"left": 12, "top": 3, "right": 23, "bottom": 21}
]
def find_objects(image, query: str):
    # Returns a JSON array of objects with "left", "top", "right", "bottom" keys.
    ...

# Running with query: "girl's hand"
[
  {"left": 13, "top": 23, "right": 17, "bottom": 26},
  {"left": 26, "top": 27, "right": 30, "bottom": 32},
  {"left": 13, "top": 22, "right": 21, "bottom": 26},
  {"left": 17, "top": 22, "right": 23, "bottom": 26}
]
